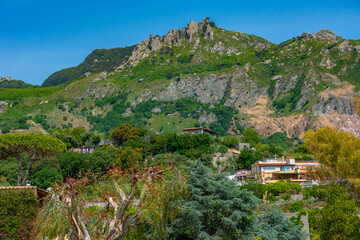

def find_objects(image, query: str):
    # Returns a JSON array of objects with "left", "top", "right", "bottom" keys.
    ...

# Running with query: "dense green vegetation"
[
  {"left": 261, "top": 132, "right": 302, "bottom": 150},
  {"left": 0, "top": 190, "right": 38, "bottom": 239},
  {"left": 0, "top": 80, "right": 37, "bottom": 89},
  {"left": 88, "top": 97, "right": 234, "bottom": 136},
  {"left": 0, "top": 124, "right": 359, "bottom": 239},
  {"left": 42, "top": 46, "right": 135, "bottom": 87},
  {"left": 0, "top": 85, "right": 62, "bottom": 100}
]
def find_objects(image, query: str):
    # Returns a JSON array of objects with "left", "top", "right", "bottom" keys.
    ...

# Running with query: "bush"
[
  {"left": 266, "top": 180, "right": 301, "bottom": 196},
  {"left": 289, "top": 201, "right": 304, "bottom": 212},
  {"left": 281, "top": 193, "right": 291, "bottom": 201},
  {"left": 220, "top": 135, "right": 240, "bottom": 148},
  {"left": 218, "top": 145, "right": 228, "bottom": 154},
  {"left": 0, "top": 190, "right": 38, "bottom": 239}
]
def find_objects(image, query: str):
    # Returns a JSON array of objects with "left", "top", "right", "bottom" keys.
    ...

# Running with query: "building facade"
[{"left": 251, "top": 157, "right": 320, "bottom": 184}]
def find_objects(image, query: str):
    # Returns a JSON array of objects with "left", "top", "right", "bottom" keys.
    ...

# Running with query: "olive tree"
[{"left": 0, "top": 133, "right": 66, "bottom": 186}]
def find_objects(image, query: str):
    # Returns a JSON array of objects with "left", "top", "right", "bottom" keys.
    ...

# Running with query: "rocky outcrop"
[
  {"left": 198, "top": 113, "right": 217, "bottom": 123},
  {"left": 311, "top": 30, "right": 339, "bottom": 43},
  {"left": 133, "top": 67, "right": 265, "bottom": 108},
  {"left": 82, "top": 83, "right": 115, "bottom": 99},
  {"left": 180, "top": 20, "right": 199, "bottom": 42},
  {"left": 153, "top": 73, "right": 229, "bottom": 103},
  {"left": 0, "top": 101, "right": 8, "bottom": 114}
]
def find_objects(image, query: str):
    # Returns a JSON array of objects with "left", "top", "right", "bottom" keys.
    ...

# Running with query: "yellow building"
[{"left": 251, "top": 157, "right": 320, "bottom": 184}]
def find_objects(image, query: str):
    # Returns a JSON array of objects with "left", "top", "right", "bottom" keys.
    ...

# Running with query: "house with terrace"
[{"left": 251, "top": 157, "right": 320, "bottom": 184}]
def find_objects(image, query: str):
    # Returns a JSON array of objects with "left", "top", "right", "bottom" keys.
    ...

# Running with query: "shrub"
[
  {"left": 289, "top": 201, "right": 304, "bottom": 212},
  {"left": 0, "top": 190, "right": 38, "bottom": 239}
]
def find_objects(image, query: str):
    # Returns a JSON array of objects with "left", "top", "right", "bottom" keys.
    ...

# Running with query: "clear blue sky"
[{"left": 1, "top": 0, "right": 360, "bottom": 85}]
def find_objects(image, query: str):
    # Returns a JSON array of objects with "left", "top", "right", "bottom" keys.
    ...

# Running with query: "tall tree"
[
  {"left": 242, "top": 128, "right": 260, "bottom": 146},
  {"left": 304, "top": 127, "right": 360, "bottom": 192},
  {"left": 252, "top": 209, "right": 304, "bottom": 240},
  {"left": 170, "top": 160, "right": 261, "bottom": 239},
  {"left": 111, "top": 123, "right": 140, "bottom": 146},
  {"left": 310, "top": 183, "right": 360, "bottom": 240},
  {"left": 0, "top": 133, "right": 66, "bottom": 186}
]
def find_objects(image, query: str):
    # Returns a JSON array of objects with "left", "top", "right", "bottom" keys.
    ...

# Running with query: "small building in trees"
[
  {"left": 182, "top": 127, "right": 219, "bottom": 137},
  {"left": 236, "top": 143, "right": 250, "bottom": 151}
]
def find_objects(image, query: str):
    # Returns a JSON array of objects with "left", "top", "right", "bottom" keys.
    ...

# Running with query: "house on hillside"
[
  {"left": 251, "top": 157, "right": 320, "bottom": 184},
  {"left": 182, "top": 127, "right": 219, "bottom": 137},
  {"left": 236, "top": 143, "right": 250, "bottom": 151}
]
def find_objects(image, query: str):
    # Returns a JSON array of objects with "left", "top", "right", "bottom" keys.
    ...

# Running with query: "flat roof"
[{"left": 257, "top": 163, "right": 296, "bottom": 166}]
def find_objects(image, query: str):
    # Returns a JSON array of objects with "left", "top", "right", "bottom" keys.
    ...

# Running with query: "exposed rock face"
[
  {"left": 0, "top": 101, "right": 8, "bottom": 114},
  {"left": 311, "top": 30, "right": 339, "bottom": 43},
  {"left": 163, "top": 28, "right": 181, "bottom": 45},
  {"left": 134, "top": 67, "right": 264, "bottom": 109},
  {"left": 82, "top": 83, "right": 115, "bottom": 99},
  {"left": 198, "top": 113, "right": 217, "bottom": 123},
  {"left": 181, "top": 20, "right": 199, "bottom": 42},
  {"left": 198, "top": 17, "right": 214, "bottom": 40},
  {"left": 153, "top": 73, "right": 229, "bottom": 103}
]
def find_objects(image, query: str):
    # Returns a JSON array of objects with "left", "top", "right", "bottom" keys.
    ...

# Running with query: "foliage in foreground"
[
  {"left": 252, "top": 209, "right": 305, "bottom": 240},
  {"left": 36, "top": 165, "right": 187, "bottom": 240},
  {"left": 170, "top": 161, "right": 304, "bottom": 240},
  {"left": 304, "top": 126, "right": 360, "bottom": 195},
  {"left": 0, "top": 190, "right": 38, "bottom": 240},
  {"left": 309, "top": 183, "right": 360, "bottom": 240}
]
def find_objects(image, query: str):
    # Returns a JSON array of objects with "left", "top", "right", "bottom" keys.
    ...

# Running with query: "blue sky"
[{"left": 1, "top": 0, "right": 360, "bottom": 85}]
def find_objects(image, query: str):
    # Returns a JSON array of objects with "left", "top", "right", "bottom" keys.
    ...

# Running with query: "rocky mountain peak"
[
  {"left": 198, "top": 17, "right": 214, "bottom": 40},
  {"left": 180, "top": 20, "right": 200, "bottom": 42},
  {"left": 311, "top": 30, "right": 339, "bottom": 42}
]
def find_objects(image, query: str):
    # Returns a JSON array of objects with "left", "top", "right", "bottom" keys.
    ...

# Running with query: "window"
[
  {"left": 280, "top": 166, "right": 294, "bottom": 171},
  {"left": 262, "top": 167, "right": 275, "bottom": 171}
]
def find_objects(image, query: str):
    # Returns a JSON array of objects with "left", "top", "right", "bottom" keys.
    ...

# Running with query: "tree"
[
  {"left": 251, "top": 209, "right": 305, "bottom": 240},
  {"left": 237, "top": 148, "right": 263, "bottom": 169},
  {"left": 304, "top": 127, "right": 360, "bottom": 193},
  {"left": 111, "top": 123, "right": 140, "bottom": 146},
  {"left": 116, "top": 146, "right": 143, "bottom": 170},
  {"left": 170, "top": 161, "right": 261, "bottom": 239},
  {"left": 311, "top": 183, "right": 360, "bottom": 239},
  {"left": 0, "top": 133, "right": 66, "bottom": 186},
  {"left": 36, "top": 165, "right": 187, "bottom": 240},
  {"left": 353, "top": 96, "right": 360, "bottom": 115},
  {"left": 242, "top": 128, "right": 260, "bottom": 146}
]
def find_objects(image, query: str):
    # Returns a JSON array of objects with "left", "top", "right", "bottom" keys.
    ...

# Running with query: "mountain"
[{"left": 1, "top": 17, "right": 359, "bottom": 139}]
